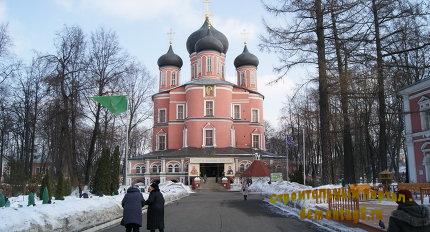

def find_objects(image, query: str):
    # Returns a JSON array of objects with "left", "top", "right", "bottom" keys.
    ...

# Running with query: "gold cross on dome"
[
  {"left": 240, "top": 29, "right": 249, "bottom": 45},
  {"left": 166, "top": 28, "right": 175, "bottom": 45},
  {"left": 203, "top": 0, "right": 211, "bottom": 18}
]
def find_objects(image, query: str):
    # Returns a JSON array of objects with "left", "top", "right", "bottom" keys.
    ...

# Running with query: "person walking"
[
  {"left": 122, "top": 185, "right": 145, "bottom": 232},
  {"left": 387, "top": 189, "right": 430, "bottom": 232},
  {"left": 242, "top": 182, "right": 249, "bottom": 201},
  {"left": 145, "top": 182, "right": 165, "bottom": 232}
]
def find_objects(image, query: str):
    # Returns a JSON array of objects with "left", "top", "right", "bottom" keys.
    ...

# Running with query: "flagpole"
[
  {"left": 125, "top": 104, "right": 130, "bottom": 186},
  {"left": 303, "top": 127, "right": 306, "bottom": 186},
  {"left": 285, "top": 128, "right": 289, "bottom": 182}
]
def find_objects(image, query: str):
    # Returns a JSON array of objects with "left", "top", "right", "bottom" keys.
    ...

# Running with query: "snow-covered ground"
[{"left": 0, "top": 182, "right": 192, "bottom": 232}]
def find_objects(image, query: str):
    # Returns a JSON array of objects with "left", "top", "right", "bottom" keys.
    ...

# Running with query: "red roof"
[{"left": 242, "top": 160, "right": 270, "bottom": 177}]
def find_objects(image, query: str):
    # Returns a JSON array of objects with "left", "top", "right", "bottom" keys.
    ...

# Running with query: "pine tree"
[
  {"left": 42, "top": 187, "right": 50, "bottom": 204},
  {"left": 39, "top": 173, "right": 53, "bottom": 201},
  {"left": 55, "top": 172, "right": 65, "bottom": 200},
  {"left": 28, "top": 192, "right": 35, "bottom": 206},
  {"left": 0, "top": 192, "right": 5, "bottom": 207},
  {"left": 91, "top": 148, "right": 111, "bottom": 195},
  {"left": 110, "top": 146, "right": 121, "bottom": 195}
]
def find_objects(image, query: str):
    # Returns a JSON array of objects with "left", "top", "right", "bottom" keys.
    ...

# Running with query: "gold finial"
[
  {"left": 240, "top": 29, "right": 249, "bottom": 45},
  {"left": 166, "top": 28, "right": 175, "bottom": 45},
  {"left": 203, "top": 0, "right": 211, "bottom": 19}
]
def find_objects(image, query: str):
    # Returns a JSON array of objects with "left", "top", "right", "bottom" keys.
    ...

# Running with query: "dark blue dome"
[
  {"left": 234, "top": 45, "right": 259, "bottom": 68},
  {"left": 195, "top": 29, "right": 224, "bottom": 53},
  {"left": 157, "top": 45, "right": 183, "bottom": 68},
  {"left": 186, "top": 17, "right": 229, "bottom": 54}
]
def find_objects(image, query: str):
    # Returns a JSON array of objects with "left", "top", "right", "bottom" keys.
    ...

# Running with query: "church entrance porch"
[{"left": 200, "top": 163, "right": 224, "bottom": 180}]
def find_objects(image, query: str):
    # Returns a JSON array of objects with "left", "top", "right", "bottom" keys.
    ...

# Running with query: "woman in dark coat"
[
  {"left": 145, "top": 182, "right": 165, "bottom": 232},
  {"left": 122, "top": 185, "right": 145, "bottom": 232},
  {"left": 387, "top": 189, "right": 430, "bottom": 232}
]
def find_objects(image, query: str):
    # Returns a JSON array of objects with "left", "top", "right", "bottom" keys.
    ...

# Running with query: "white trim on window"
[
  {"left": 252, "top": 133, "right": 261, "bottom": 149},
  {"left": 232, "top": 104, "right": 241, "bottom": 119},
  {"left": 239, "top": 72, "right": 245, "bottom": 86},
  {"left": 207, "top": 57, "right": 212, "bottom": 73},
  {"left": 171, "top": 72, "right": 177, "bottom": 86},
  {"left": 176, "top": 104, "right": 185, "bottom": 120},
  {"left": 251, "top": 108, "right": 259, "bottom": 123},
  {"left": 158, "top": 108, "right": 167, "bottom": 123},
  {"left": 161, "top": 71, "right": 166, "bottom": 86},
  {"left": 204, "top": 100, "right": 214, "bottom": 117},
  {"left": 156, "top": 133, "right": 167, "bottom": 151},
  {"left": 250, "top": 71, "right": 256, "bottom": 85},
  {"left": 203, "top": 127, "right": 216, "bottom": 147}
]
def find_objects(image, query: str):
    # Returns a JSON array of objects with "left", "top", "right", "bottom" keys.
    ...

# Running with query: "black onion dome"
[
  {"left": 195, "top": 29, "right": 224, "bottom": 53},
  {"left": 234, "top": 45, "right": 259, "bottom": 68},
  {"left": 157, "top": 45, "right": 183, "bottom": 68},
  {"left": 186, "top": 17, "right": 229, "bottom": 54}
]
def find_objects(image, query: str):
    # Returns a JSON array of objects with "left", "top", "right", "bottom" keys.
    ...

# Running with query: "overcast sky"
[{"left": 0, "top": 0, "right": 311, "bottom": 127}]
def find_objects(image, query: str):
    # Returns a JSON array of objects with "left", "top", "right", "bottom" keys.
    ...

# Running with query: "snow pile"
[
  {"left": 248, "top": 179, "right": 311, "bottom": 195},
  {"left": 0, "top": 182, "right": 190, "bottom": 232}
]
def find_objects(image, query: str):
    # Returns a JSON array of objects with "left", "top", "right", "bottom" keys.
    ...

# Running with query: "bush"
[{"left": 39, "top": 172, "right": 53, "bottom": 201}]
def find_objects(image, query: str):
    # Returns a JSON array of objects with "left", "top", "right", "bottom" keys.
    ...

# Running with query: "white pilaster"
[{"left": 403, "top": 95, "right": 417, "bottom": 182}]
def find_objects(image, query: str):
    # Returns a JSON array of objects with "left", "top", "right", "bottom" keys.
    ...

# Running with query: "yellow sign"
[{"left": 190, "top": 157, "right": 234, "bottom": 164}]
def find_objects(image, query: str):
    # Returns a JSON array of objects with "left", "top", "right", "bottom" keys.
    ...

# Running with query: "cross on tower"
[
  {"left": 166, "top": 28, "right": 175, "bottom": 45},
  {"left": 203, "top": 0, "right": 211, "bottom": 19},
  {"left": 240, "top": 29, "right": 249, "bottom": 45}
]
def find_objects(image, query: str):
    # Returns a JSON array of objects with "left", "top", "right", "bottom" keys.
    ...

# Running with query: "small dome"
[
  {"left": 186, "top": 17, "right": 229, "bottom": 54},
  {"left": 195, "top": 29, "right": 224, "bottom": 53},
  {"left": 157, "top": 45, "right": 183, "bottom": 68},
  {"left": 234, "top": 45, "right": 259, "bottom": 68}
]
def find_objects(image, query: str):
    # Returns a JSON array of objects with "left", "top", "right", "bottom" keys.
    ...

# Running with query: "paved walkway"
[{"left": 102, "top": 190, "right": 323, "bottom": 232}]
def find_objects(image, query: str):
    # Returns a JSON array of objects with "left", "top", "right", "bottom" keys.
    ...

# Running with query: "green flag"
[{"left": 91, "top": 95, "right": 128, "bottom": 115}]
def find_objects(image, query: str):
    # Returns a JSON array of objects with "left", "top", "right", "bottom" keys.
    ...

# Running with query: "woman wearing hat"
[
  {"left": 145, "top": 182, "right": 165, "bottom": 232},
  {"left": 121, "top": 185, "right": 145, "bottom": 232}
]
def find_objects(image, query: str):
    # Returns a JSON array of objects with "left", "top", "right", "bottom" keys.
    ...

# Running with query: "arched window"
[
  {"left": 184, "top": 163, "right": 189, "bottom": 172},
  {"left": 174, "top": 164, "right": 180, "bottom": 173},
  {"left": 240, "top": 72, "right": 245, "bottom": 86},
  {"left": 207, "top": 57, "right": 212, "bottom": 72},
  {"left": 198, "top": 59, "right": 202, "bottom": 75},
  {"left": 171, "top": 72, "right": 177, "bottom": 86},
  {"left": 161, "top": 71, "right": 166, "bottom": 86},
  {"left": 191, "top": 65, "right": 195, "bottom": 78},
  {"left": 239, "top": 164, "right": 245, "bottom": 172},
  {"left": 152, "top": 164, "right": 161, "bottom": 173},
  {"left": 136, "top": 166, "right": 141, "bottom": 174},
  {"left": 168, "top": 164, "right": 174, "bottom": 173}
]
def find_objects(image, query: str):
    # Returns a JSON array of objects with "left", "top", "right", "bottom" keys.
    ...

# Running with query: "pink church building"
[
  {"left": 400, "top": 78, "right": 430, "bottom": 183},
  {"left": 127, "top": 17, "right": 283, "bottom": 186}
]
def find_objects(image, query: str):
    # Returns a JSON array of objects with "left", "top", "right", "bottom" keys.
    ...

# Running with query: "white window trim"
[
  {"left": 171, "top": 72, "right": 177, "bottom": 86},
  {"left": 419, "top": 98, "right": 430, "bottom": 131},
  {"left": 251, "top": 108, "right": 260, "bottom": 123},
  {"left": 250, "top": 71, "right": 256, "bottom": 85},
  {"left": 156, "top": 133, "right": 167, "bottom": 151},
  {"left": 207, "top": 57, "right": 212, "bottom": 73},
  {"left": 232, "top": 104, "right": 241, "bottom": 119},
  {"left": 183, "top": 127, "right": 188, "bottom": 148},
  {"left": 176, "top": 104, "right": 185, "bottom": 120},
  {"left": 202, "top": 127, "right": 216, "bottom": 147},
  {"left": 161, "top": 71, "right": 166, "bottom": 86},
  {"left": 158, "top": 108, "right": 167, "bottom": 123},
  {"left": 204, "top": 100, "right": 215, "bottom": 117},
  {"left": 240, "top": 72, "right": 245, "bottom": 86},
  {"left": 251, "top": 133, "right": 261, "bottom": 149}
]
